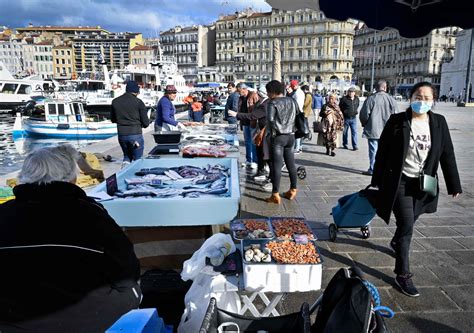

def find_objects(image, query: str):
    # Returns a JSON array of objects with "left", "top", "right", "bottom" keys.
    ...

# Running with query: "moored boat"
[{"left": 12, "top": 98, "right": 117, "bottom": 140}]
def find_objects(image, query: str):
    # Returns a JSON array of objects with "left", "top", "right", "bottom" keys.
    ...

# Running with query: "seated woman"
[{"left": 0, "top": 144, "right": 141, "bottom": 333}]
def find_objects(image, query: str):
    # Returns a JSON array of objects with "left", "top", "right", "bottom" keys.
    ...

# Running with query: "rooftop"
[
  {"left": 131, "top": 44, "right": 154, "bottom": 51},
  {"left": 17, "top": 25, "right": 110, "bottom": 34}
]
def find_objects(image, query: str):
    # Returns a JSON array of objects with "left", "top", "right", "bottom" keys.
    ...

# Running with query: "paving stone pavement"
[
  {"left": 238, "top": 103, "right": 474, "bottom": 332},
  {"left": 15, "top": 104, "right": 470, "bottom": 332}
]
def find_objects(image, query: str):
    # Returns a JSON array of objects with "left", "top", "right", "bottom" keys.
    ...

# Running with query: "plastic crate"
[{"left": 242, "top": 239, "right": 323, "bottom": 292}]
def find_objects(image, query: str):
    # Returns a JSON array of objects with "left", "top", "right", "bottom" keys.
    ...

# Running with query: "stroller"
[
  {"left": 329, "top": 186, "right": 378, "bottom": 241},
  {"left": 199, "top": 267, "right": 393, "bottom": 333}
]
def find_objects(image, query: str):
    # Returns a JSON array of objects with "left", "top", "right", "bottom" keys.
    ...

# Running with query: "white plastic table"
[{"left": 210, "top": 272, "right": 285, "bottom": 317}]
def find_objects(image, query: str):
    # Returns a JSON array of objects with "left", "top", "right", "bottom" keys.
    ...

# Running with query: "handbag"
[
  {"left": 293, "top": 101, "right": 310, "bottom": 139},
  {"left": 253, "top": 126, "right": 266, "bottom": 147},
  {"left": 420, "top": 170, "right": 438, "bottom": 197},
  {"left": 313, "top": 120, "right": 325, "bottom": 133}
]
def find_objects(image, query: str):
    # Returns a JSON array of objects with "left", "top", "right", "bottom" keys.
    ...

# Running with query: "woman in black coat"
[
  {"left": 372, "top": 82, "right": 461, "bottom": 297},
  {"left": 0, "top": 144, "right": 141, "bottom": 332}
]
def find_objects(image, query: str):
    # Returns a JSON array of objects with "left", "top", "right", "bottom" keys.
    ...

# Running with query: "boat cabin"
[{"left": 31, "top": 101, "right": 87, "bottom": 123}]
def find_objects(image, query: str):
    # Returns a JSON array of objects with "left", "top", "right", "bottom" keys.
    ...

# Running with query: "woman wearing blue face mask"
[{"left": 371, "top": 81, "right": 462, "bottom": 298}]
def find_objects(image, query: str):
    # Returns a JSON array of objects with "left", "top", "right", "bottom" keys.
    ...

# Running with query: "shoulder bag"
[{"left": 293, "top": 100, "right": 310, "bottom": 139}]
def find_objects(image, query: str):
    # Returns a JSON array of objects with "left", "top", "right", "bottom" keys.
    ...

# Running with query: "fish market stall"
[
  {"left": 148, "top": 124, "right": 239, "bottom": 158},
  {"left": 177, "top": 123, "right": 239, "bottom": 159},
  {"left": 206, "top": 217, "right": 323, "bottom": 318},
  {"left": 87, "top": 158, "right": 240, "bottom": 227}
]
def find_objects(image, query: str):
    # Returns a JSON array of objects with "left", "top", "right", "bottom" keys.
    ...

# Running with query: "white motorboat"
[
  {"left": 12, "top": 98, "right": 117, "bottom": 140},
  {"left": 0, "top": 61, "right": 57, "bottom": 112}
]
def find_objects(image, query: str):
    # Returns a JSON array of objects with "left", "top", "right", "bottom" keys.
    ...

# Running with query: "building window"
[
  {"left": 333, "top": 36, "right": 338, "bottom": 44},
  {"left": 332, "top": 62, "right": 337, "bottom": 70},
  {"left": 333, "top": 49, "right": 338, "bottom": 57}
]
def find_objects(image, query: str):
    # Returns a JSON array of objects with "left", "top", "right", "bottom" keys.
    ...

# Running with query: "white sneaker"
[
  {"left": 253, "top": 175, "right": 267, "bottom": 182},
  {"left": 245, "top": 162, "right": 253, "bottom": 168},
  {"left": 121, "top": 161, "right": 131, "bottom": 169},
  {"left": 260, "top": 181, "right": 273, "bottom": 192},
  {"left": 250, "top": 162, "right": 258, "bottom": 169}
]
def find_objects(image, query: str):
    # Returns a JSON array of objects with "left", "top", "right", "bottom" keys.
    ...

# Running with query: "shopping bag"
[
  {"left": 295, "top": 112, "right": 310, "bottom": 139},
  {"left": 332, "top": 187, "right": 377, "bottom": 228},
  {"left": 181, "top": 233, "right": 235, "bottom": 282},
  {"left": 313, "top": 121, "right": 325, "bottom": 133}
]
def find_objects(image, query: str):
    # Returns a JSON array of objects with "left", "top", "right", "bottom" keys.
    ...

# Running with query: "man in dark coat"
[
  {"left": 371, "top": 82, "right": 461, "bottom": 297},
  {"left": 111, "top": 80, "right": 150, "bottom": 168},
  {"left": 0, "top": 144, "right": 141, "bottom": 333}
]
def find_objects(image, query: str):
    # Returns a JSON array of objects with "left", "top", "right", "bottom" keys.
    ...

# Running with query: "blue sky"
[{"left": 0, "top": 0, "right": 272, "bottom": 36}]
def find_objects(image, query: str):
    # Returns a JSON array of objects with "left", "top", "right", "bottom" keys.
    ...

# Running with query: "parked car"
[{"left": 394, "top": 94, "right": 403, "bottom": 101}]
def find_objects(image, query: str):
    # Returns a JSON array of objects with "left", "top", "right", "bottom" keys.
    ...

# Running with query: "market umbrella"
[{"left": 265, "top": 0, "right": 474, "bottom": 38}]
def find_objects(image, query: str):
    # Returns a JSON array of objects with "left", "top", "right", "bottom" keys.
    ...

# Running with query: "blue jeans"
[
  {"left": 367, "top": 138, "right": 379, "bottom": 173},
  {"left": 118, "top": 134, "right": 145, "bottom": 162},
  {"left": 343, "top": 118, "right": 358, "bottom": 149},
  {"left": 243, "top": 125, "right": 258, "bottom": 164},
  {"left": 294, "top": 138, "right": 302, "bottom": 151}
]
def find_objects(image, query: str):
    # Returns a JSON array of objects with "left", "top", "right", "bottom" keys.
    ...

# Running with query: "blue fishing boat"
[{"left": 12, "top": 98, "right": 117, "bottom": 140}]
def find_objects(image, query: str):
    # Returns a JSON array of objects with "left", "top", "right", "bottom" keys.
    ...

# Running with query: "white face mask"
[{"left": 411, "top": 100, "right": 433, "bottom": 114}]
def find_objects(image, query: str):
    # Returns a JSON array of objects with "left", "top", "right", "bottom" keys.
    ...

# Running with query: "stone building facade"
[
  {"left": 353, "top": 24, "right": 458, "bottom": 96},
  {"left": 215, "top": 9, "right": 356, "bottom": 86}
]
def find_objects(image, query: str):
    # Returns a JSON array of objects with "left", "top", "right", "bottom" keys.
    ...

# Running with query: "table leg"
[{"left": 239, "top": 292, "right": 285, "bottom": 317}]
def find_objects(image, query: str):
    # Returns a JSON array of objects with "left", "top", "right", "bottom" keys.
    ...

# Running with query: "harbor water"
[{"left": 0, "top": 114, "right": 101, "bottom": 176}]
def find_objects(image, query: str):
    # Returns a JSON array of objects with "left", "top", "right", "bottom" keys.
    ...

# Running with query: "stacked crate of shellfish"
[{"left": 230, "top": 217, "right": 323, "bottom": 292}]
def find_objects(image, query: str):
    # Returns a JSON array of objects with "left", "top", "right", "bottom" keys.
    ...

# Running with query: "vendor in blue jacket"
[{"left": 155, "top": 85, "right": 185, "bottom": 132}]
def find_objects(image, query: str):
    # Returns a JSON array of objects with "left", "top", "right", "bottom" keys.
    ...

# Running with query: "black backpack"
[{"left": 312, "top": 267, "right": 392, "bottom": 333}]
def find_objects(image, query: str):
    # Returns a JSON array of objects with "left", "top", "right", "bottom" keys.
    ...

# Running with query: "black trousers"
[
  {"left": 392, "top": 175, "right": 424, "bottom": 275},
  {"left": 256, "top": 144, "right": 267, "bottom": 172},
  {"left": 269, "top": 134, "right": 297, "bottom": 193}
]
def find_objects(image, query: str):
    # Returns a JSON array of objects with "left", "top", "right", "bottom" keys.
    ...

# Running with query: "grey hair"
[
  {"left": 377, "top": 80, "right": 387, "bottom": 90},
  {"left": 19, "top": 144, "right": 80, "bottom": 185}
]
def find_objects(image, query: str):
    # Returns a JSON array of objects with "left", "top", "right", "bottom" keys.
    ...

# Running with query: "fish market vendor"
[
  {"left": 0, "top": 144, "right": 141, "bottom": 332},
  {"left": 155, "top": 84, "right": 186, "bottom": 132}
]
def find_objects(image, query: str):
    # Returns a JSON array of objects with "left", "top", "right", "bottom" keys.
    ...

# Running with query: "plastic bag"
[
  {"left": 178, "top": 274, "right": 241, "bottom": 333},
  {"left": 181, "top": 233, "right": 235, "bottom": 282},
  {"left": 178, "top": 234, "right": 239, "bottom": 333}
]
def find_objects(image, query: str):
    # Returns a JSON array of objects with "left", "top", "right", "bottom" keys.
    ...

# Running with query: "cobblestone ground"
[
  {"left": 239, "top": 102, "right": 474, "bottom": 332},
  {"left": 36, "top": 103, "right": 472, "bottom": 332}
]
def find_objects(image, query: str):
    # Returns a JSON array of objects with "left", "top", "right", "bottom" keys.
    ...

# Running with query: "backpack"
[{"left": 312, "top": 267, "right": 393, "bottom": 333}]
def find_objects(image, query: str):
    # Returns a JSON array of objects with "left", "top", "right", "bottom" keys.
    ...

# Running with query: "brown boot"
[
  {"left": 265, "top": 192, "right": 281, "bottom": 204},
  {"left": 284, "top": 188, "right": 298, "bottom": 200}
]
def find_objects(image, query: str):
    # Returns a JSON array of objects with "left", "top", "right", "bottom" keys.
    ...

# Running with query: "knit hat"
[
  {"left": 257, "top": 84, "right": 267, "bottom": 96},
  {"left": 126, "top": 80, "right": 140, "bottom": 94},
  {"left": 165, "top": 85, "right": 178, "bottom": 93}
]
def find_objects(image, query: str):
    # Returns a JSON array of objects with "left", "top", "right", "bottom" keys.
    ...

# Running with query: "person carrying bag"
[{"left": 371, "top": 82, "right": 461, "bottom": 298}]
